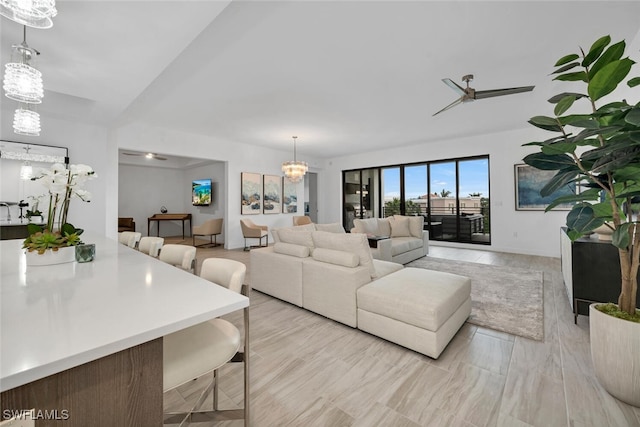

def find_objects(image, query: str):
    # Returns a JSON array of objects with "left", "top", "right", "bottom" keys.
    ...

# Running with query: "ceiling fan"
[
  {"left": 122, "top": 152, "right": 167, "bottom": 161},
  {"left": 433, "top": 74, "right": 534, "bottom": 116}
]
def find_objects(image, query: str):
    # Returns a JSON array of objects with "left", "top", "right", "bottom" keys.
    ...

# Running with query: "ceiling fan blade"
[
  {"left": 474, "top": 85, "right": 535, "bottom": 100},
  {"left": 442, "top": 78, "right": 466, "bottom": 96},
  {"left": 122, "top": 152, "right": 143, "bottom": 156},
  {"left": 432, "top": 97, "right": 464, "bottom": 116},
  {"left": 154, "top": 155, "right": 167, "bottom": 161}
]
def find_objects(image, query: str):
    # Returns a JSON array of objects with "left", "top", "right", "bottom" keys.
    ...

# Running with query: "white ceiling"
[{"left": 2, "top": 1, "right": 640, "bottom": 159}]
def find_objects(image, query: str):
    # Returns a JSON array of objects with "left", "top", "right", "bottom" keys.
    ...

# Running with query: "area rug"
[{"left": 406, "top": 257, "right": 544, "bottom": 341}]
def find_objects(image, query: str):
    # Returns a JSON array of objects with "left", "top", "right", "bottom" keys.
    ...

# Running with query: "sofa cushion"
[
  {"left": 377, "top": 218, "right": 391, "bottom": 237},
  {"left": 353, "top": 218, "right": 378, "bottom": 235},
  {"left": 357, "top": 267, "right": 471, "bottom": 332},
  {"left": 390, "top": 236, "right": 423, "bottom": 256},
  {"left": 389, "top": 216, "right": 411, "bottom": 237},
  {"left": 311, "top": 231, "right": 376, "bottom": 278},
  {"left": 312, "top": 247, "right": 359, "bottom": 267},
  {"left": 406, "top": 215, "right": 424, "bottom": 238},
  {"left": 274, "top": 242, "right": 310, "bottom": 258},
  {"left": 278, "top": 228, "right": 314, "bottom": 252},
  {"left": 272, "top": 223, "right": 315, "bottom": 243},
  {"left": 315, "top": 222, "right": 346, "bottom": 233}
]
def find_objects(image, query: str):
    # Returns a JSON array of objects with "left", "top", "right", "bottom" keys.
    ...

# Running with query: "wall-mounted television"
[{"left": 192, "top": 178, "right": 212, "bottom": 206}]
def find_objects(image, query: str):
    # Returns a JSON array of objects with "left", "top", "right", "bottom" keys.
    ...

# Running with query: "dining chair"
[
  {"left": 138, "top": 236, "right": 164, "bottom": 257},
  {"left": 163, "top": 257, "right": 249, "bottom": 426},
  {"left": 192, "top": 218, "right": 223, "bottom": 248},
  {"left": 158, "top": 244, "right": 197, "bottom": 274},
  {"left": 118, "top": 231, "right": 142, "bottom": 249},
  {"left": 239, "top": 219, "right": 268, "bottom": 251},
  {"left": 292, "top": 215, "right": 313, "bottom": 226}
]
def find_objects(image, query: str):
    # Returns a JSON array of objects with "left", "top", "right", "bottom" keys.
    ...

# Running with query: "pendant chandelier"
[
  {"left": 0, "top": 0, "right": 57, "bottom": 28},
  {"left": 20, "top": 147, "right": 32, "bottom": 180},
  {"left": 3, "top": 26, "right": 43, "bottom": 104},
  {"left": 282, "top": 136, "right": 308, "bottom": 183},
  {"left": 13, "top": 104, "right": 41, "bottom": 136}
]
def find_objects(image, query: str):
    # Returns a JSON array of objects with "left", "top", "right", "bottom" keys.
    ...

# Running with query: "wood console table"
[{"left": 148, "top": 213, "right": 192, "bottom": 239}]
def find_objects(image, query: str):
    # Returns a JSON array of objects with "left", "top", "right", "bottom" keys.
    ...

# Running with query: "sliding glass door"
[{"left": 342, "top": 155, "right": 490, "bottom": 244}]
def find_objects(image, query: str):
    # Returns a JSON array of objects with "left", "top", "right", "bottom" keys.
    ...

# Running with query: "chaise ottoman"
[{"left": 356, "top": 267, "right": 471, "bottom": 359}]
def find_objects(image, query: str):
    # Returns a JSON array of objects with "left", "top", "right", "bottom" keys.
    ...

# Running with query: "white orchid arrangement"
[{"left": 23, "top": 163, "right": 97, "bottom": 253}]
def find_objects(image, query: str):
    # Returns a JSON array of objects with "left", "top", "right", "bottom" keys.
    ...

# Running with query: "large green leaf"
[
  {"left": 582, "top": 35, "right": 611, "bottom": 67},
  {"left": 548, "top": 92, "right": 587, "bottom": 104},
  {"left": 612, "top": 223, "right": 631, "bottom": 249},
  {"left": 541, "top": 142, "right": 577, "bottom": 155},
  {"left": 613, "top": 164, "right": 640, "bottom": 182},
  {"left": 544, "top": 188, "right": 600, "bottom": 211},
  {"left": 523, "top": 152, "right": 575, "bottom": 170},
  {"left": 628, "top": 77, "right": 640, "bottom": 88},
  {"left": 591, "top": 201, "right": 613, "bottom": 219},
  {"left": 552, "top": 62, "right": 581, "bottom": 75},
  {"left": 554, "top": 95, "right": 576, "bottom": 116},
  {"left": 528, "top": 116, "right": 562, "bottom": 132},
  {"left": 624, "top": 107, "right": 640, "bottom": 126},
  {"left": 592, "top": 147, "right": 640, "bottom": 173},
  {"left": 588, "top": 40, "right": 625, "bottom": 78},
  {"left": 566, "top": 204, "right": 605, "bottom": 232},
  {"left": 540, "top": 169, "right": 579, "bottom": 197},
  {"left": 588, "top": 58, "right": 635, "bottom": 101},
  {"left": 554, "top": 71, "right": 588, "bottom": 82},
  {"left": 555, "top": 53, "right": 580, "bottom": 66}
]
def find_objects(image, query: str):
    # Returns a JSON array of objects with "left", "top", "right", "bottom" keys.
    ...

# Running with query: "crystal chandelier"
[
  {"left": 13, "top": 104, "right": 41, "bottom": 136},
  {"left": 282, "top": 136, "right": 308, "bottom": 183},
  {"left": 3, "top": 26, "right": 43, "bottom": 104},
  {"left": 0, "top": 0, "right": 57, "bottom": 28}
]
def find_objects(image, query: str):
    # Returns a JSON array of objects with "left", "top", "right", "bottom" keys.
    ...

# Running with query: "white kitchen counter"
[{"left": 0, "top": 233, "right": 249, "bottom": 392}]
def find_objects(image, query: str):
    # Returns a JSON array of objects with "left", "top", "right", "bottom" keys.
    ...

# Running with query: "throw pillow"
[
  {"left": 389, "top": 216, "right": 411, "bottom": 237},
  {"left": 312, "top": 247, "right": 359, "bottom": 267},
  {"left": 311, "top": 231, "right": 376, "bottom": 278},
  {"left": 278, "top": 229, "right": 314, "bottom": 253},
  {"left": 377, "top": 218, "right": 391, "bottom": 237},
  {"left": 273, "top": 242, "right": 310, "bottom": 258},
  {"left": 353, "top": 219, "right": 378, "bottom": 235},
  {"left": 394, "top": 215, "right": 424, "bottom": 238},
  {"left": 314, "top": 222, "right": 346, "bottom": 233},
  {"left": 272, "top": 224, "right": 315, "bottom": 243}
]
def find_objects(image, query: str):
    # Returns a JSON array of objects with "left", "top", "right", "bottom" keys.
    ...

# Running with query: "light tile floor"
[{"left": 162, "top": 239, "right": 640, "bottom": 426}]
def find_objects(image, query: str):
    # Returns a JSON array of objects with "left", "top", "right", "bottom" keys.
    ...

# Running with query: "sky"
[{"left": 382, "top": 158, "right": 489, "bottom": 200}]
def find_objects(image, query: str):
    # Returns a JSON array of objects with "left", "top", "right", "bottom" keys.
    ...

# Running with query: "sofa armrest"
[
  {"left": 371, "top": 238, "right": 392, "bottom": 262},
  {"left": 422, "top": 230, "right": 430, "bottom": 256}
]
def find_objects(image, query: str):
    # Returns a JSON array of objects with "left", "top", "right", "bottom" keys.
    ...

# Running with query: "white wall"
[
  {"left": 322, "top": 127, "right": 568, "bottom": 258},
  {"left": 118, "top": 161, "right": 226, "bottom": 240},
  {"left": 115, "top": 123, "right": 317, "bottom": 249},
  {"left": 2, "top": 111, "right": 568, "bottom": 256}
]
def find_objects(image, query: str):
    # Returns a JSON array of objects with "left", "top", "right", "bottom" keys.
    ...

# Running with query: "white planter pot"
[
  {"left": 25, "top": 246, "right": 76, "bottom": 266},
  {"left": 590, "top": 303, "right": 640, "bottom": 407}
]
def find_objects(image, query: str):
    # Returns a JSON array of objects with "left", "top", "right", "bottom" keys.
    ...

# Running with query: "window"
[{"left": 343, "top": 155, "right": 490, "bottom": 245}]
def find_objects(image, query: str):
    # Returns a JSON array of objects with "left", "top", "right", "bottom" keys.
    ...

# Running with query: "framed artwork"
[
  {"left": 241, "top": 172, "right": 262, "bottom": 215},
  {"left": 282, "top": 177, "right": 298, "bottom": 213},
  {"left": 263, "top": 174, "right": 282, "bottom": 214},
  {"left": 514, "top": 164, "right": 575, "bottom": 211}
]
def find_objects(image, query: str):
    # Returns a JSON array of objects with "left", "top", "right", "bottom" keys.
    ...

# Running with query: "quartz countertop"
[{"left": 0, "top": 233, "right": 249, "bottom": 392}]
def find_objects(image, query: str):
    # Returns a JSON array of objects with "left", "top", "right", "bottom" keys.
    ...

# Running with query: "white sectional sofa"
[
  {"left": 250, "top": 225, "right": 471, "bottom": 359},
  {"left": 351, "top": 215, "right": 429, "bottom": 264}
]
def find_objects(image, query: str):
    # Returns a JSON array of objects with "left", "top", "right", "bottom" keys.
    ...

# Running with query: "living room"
[{"left": 1, "top": 1, "right": 639, "bottom": 426}]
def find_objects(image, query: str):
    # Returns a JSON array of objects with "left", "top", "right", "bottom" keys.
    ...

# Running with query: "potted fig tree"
[{"left": 524, "top": 35, "right": 639, "bottom": 407}]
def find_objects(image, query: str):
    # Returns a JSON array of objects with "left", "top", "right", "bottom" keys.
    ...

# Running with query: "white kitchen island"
[{"left": 0, "top": 233, "right": 249, "bottom": 426}]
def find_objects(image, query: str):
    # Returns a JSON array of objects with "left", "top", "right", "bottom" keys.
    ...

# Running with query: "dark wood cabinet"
[{"left": 560, "top": 227, "right": 640, "bottom": 322}]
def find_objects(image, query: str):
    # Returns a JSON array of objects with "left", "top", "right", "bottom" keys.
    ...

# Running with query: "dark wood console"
[
  {"left": 560, "top": 227, "right": 640, "bottom": 323},
  {"left": 148, "top": 213, "right": 192, "bottom": 239}
]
